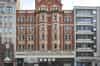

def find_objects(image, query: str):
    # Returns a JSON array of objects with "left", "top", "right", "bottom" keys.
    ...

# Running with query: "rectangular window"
[
  {"left": 76, "top": 17, "right": 92, "bottom": 23},
  {"left": 0, "top": 7, "right": 4, "bottom": 14},
  {"left": 52, "top": 14, "right": 59, "bottom": 22},
  {"left": 27, "top": 44, "right": 34, "bottom": 50},
  {"left": 53, "top": 24, "right": 58, "bottom": 30},
  {"left": 8, "top": 16, "right": 12, "bottom": 22},
  {"left": 40, "top": 43, "right": 45, "bottom": 50},
  {"left": 42, "top": 33, "right": 44, "bottom": 40},
  {"left": 64, "top": 44, "right": 71, "bottom": 50},
  {"left": 42, "top": 44, "right": 45, "bottom": 48},
  {"left": 27, "top": 16, "right": 29, "bottom": 22},
  {"left": 4, "top": 16, "right": 8, "bottom": 22},
  {"left": 20, "top": 16, "right": 23, "bottom": 22},
  {"left": 40, "top": 14, "right": 45, "bottom": 22},
  {"left": 18, "top": 44, "right": 25, "bottom": 51},
  {"left": 76, "top": 9, "right": 92, "bottom": 15},
  {"left": 6, "top": 6, "right": 12, "bottom": 14},
  {"left": 76, "top": 26, "right": 93, "bottom": 31},
  {"left": 29, "top": 16, "right": 33, "bottom": 23},
  {"left": 26, "top": 24, "right": 34, "bottom": 31},
  {"left": 40, "top": 24, "right": 45, "bottom": 31},
  {"left": 64, "top": 25, "right": 72, "bottom": 31},
  {"left": 18, "top": 34, "right": 25, "bottom": 40},
  {"left": 40, "top": 32, "right": 45, "bottom": 40},
  {"left": 54, "top": 43, "right": 57, "bottom": 49},
  {"left": 0, "top": 16, "right": 2, "bottom": 28},
  {"left": 18, "top": 25, "right": 25, "bottom": 30},
  {"left": 53, "top": 33, "right": 57, "bottom": 40},
  {"left": 76, "top": 35, "right": 92, "bottom": 39},
  {"left": 17, "top": 16, "right": 20, "bottom": 22},
  {"left": 64, "top": 34, "right": 70, "bottom": 40},
  {"left": 52, "top": 15, "right": 57, "bottom": 21},
  {"left": 27, "top": 34, "right": 34, "bottom": 40},
  {"left": 0, "top": 16, "right": 2, "bottom": 22},
  {"left": 64, "top": 16, "right": 72, "bottom": 23}
]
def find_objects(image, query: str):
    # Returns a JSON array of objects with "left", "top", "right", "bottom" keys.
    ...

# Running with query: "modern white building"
[{"left": 74, "top": 6, "right": 100, "bottom": 66}]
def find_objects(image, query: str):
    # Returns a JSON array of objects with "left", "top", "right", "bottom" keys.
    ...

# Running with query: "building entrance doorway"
[{"left": 4, "top": 63, "right": 13, "bottom": 66}]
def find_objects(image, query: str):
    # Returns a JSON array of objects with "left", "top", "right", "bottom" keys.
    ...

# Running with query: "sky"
[{"left": 20, "top": 0, "right": 100, "bottom": 10}]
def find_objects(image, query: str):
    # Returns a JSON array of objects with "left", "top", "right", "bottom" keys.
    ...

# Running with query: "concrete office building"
[{"left": 0, "top": 0, "right": 16, "bottom": 66}]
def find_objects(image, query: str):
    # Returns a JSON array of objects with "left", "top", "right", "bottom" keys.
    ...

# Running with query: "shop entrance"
[{"left": 4, "top": 63, "right": 13, "bottom": 66}]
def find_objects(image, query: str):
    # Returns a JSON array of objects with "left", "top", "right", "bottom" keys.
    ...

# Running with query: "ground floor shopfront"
[
  {"left": 75, "top": 57, "right": 98, "bottom": 66},
  {"left": 0, "top": 61, "right": 15, "bottom": 66},
  {"left": 16, "top": 58, "right": 74, "bottom": 66}
]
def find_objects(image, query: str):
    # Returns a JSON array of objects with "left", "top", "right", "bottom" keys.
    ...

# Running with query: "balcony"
[
  {"left": 76, "top": 39, "right": 94, "bottom": 43},
  {"left": 76, "top": 14, "right": 94, "bottom": 17},
  {"left": 76, "top": 22, "right": 93, "bottom": 26},
  {"left": 76, "top": 30, "right": 94, "bottom": 35},
  {"left": 16, "top": 51, "right": 74, "bottom": 58},
  {"left": 76, "top": 57, "right": 95, "bottom": 61},
  {"left": 76, "top": 48, "right": 94, "bottom": 52}
]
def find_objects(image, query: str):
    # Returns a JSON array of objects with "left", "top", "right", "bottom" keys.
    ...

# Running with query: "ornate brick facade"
[
  {"left": 16, "top": 0, "right": 74, "bottom": 66},
  {"left": 16, "top": 0, "right": 74, "bottom": 52}
]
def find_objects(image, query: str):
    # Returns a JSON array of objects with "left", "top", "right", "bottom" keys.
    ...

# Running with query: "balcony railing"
[
  {"left": 76, "top": 39, "right": 94, "bottom": 43},
  {"left": 76, "top": 14, "right": 94, "bottom": 17},
  {"left": 76, "top": 22, "right": 93, "bottom": 25},
  {"left": 76, "top": 57, "right": 95, "bottom": 61},
  {"left": 76, "top": 30, "right": 94, "bottom": 35},
  {"left": 76, "top": 48, "right": 94, "bottom": 52}
]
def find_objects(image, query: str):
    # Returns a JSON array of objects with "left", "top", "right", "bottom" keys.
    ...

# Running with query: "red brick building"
[
  {"left": 16, "top": 0, "right": 74, "bottom": 66},
  {"left": 16, "top": 10, "right": 35, "bottom": 51}
]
